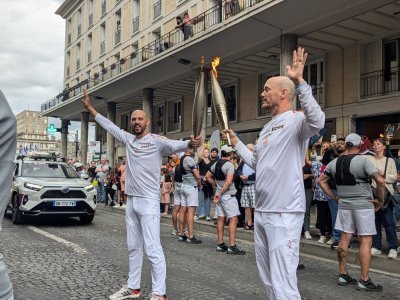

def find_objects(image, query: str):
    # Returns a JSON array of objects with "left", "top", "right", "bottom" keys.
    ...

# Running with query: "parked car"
[{"left": 7, "top": 154, "right": 96, "bottom": 224}]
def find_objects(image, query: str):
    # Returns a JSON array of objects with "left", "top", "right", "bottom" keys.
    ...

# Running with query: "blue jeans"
[
  {"left": 96, "top": 180, "right": 106, "bottom": 203},
  {"left": 196, "top": 189, "right": 211, "bottom": 217},
  {"left": 325, "top": 190, "right": 341, "bottom": 242},
  {"left": 372, "top": 205, "right": 398, "bottom": 250}
]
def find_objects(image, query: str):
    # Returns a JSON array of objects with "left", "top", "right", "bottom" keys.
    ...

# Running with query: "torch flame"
[{"left": 211, "top": 57, "right": 220, "bottom": 78}]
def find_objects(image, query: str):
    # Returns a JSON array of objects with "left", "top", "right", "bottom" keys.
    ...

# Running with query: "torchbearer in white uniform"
[
  {"left": 224, "top": 47, "right": 325, "bottom": 299},
  {"left": 82, "top": 91, "right": 202, "bottom": 300}
]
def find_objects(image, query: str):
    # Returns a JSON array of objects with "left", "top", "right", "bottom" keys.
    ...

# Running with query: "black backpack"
[
  {"left": 335, "top": 154, "right": 369, "bottom": 186},
  {"left": 212, "top": 159, "right": 229, "bottom": 181},
  {"left": 173, "top": 155, "right": 188, "bottom": 183}
]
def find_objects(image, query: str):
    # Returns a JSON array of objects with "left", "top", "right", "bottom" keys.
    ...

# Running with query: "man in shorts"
[
  {"left": 205, "top": 145, "right": 246, "bottom": 255},
  {"left": 239, "top": 144, "right": 256, "bottom": 230},
  {"left": 318, "top": 133, "right": 386, "bottom": 291}
]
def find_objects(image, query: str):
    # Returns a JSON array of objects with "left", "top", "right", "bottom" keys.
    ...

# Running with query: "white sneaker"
[
  {"left": 304, "top": 231, "right": 312, "bottom": 240},
  {"left": 150, "top": 293, "right": 167, "bottom": 300},
  {"left": 388, "top": 249, "right": 398, "bottom": 259},
  {"left": 109, "top": 285, "right": 141, "bottom": 299},
  {"left": 121, "top": 204, "right": 126, "bottom": 209},
  {"left": 371, "top": 248, "right": 382, "bottom": 256},
  {"left": 318, "top": 236, "right": 326, "bottom": 244},
  {"left": 326, "top": 237, "right": 335, "bottom": 245},
  {"left": 171, "top": 229, "right": 178, "bottom": 236}
]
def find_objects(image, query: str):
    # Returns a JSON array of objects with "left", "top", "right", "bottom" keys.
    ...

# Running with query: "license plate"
[{"left": 53, "top": 201, "right": 76, "bottom": 207}]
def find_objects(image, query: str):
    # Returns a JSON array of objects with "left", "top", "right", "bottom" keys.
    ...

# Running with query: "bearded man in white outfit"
[
  {"left": 82, "top": 91, "right": 201, "bottom": 300},
  {"left": 225, "top": 47, "right": 325, "bottom": 299}
]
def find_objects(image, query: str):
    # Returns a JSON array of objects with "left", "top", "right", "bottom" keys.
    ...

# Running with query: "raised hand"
[
  {"left": 82, "top": 90, "right": 92, "bottom": 109},
  {"left": 286, "top": 47, "right": 308, "bottom": 85}
]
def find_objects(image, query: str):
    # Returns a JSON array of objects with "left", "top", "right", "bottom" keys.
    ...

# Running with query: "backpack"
[
  {"left": 335, "top": 154, "right": 369, "bottom": 186},
  {"left": 212, "top": 159, "right": 229, "bottom": 181},
  {"left": 173, "top": 155, "right": 188, "bottom": 183}
]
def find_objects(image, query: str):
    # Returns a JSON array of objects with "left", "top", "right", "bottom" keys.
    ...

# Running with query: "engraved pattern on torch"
[
  {"left": 211, "top": 57, "right": 231, "bottom": 145},
  {"left": 192, "top": 69, "right": 207, "bottom": 137}
]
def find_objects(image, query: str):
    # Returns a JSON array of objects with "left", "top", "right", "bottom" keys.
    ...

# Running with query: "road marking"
[{"left": 26, "top": 226, "right": 88, "bottom": 255}]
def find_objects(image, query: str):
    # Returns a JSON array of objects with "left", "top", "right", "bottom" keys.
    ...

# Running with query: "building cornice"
[{"left": 55, "top": 0, "right": 81, "bottom": 19}]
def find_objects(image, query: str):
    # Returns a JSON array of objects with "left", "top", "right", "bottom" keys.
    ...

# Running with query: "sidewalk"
[{"left": 97, "top": 204, "right": 400, "bottom": 276}]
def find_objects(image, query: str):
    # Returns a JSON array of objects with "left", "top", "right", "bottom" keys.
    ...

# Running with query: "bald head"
[
  {"left": 131, "top": 110, "right": 150, "bottom": 137},
  {"left": 269, "top": 76, "right": 296, "bottom": 102}
]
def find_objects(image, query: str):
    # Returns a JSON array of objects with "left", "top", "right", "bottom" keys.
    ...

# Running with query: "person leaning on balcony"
[
  {"left": 82, "top": 90, "right": 202, "bottom": 300},
  {"left": 182, "top": 12, "right": 193, "bottom": 40},
  {"left": 224, "top": 47, "right": 325, "bottom": 299},
  {"left": 0, "top": 89, "right": 16, "bottom": 299}
]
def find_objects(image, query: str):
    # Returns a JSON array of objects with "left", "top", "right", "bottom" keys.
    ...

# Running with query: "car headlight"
[
  {"left": 24, "top": 182, "right": 44, "bottom": 191},
  {"left": 85, "top": 184, "right": 95, "bottom": 192}
]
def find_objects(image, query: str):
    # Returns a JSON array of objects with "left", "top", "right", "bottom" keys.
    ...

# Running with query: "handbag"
[
  {"left": 371, "top": 157, "right": 396, "bottom": 210},
  {"left": 112, "top": 184, "right": 118, "bottom": 191}
]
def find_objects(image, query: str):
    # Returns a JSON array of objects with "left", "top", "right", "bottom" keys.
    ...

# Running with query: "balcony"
[
  {"left": 115, "top": 29, "right": 121, "bottom": 46},
  {"left": 67, "top": 33, "right": 71, "bottom": 45},
  {"left": 361, "top": 67, "right": 400, "bottom": 98},
  {"left": 100, "top": 41, "right": 105, "bottom": 55},
  {"left": 87, "top": 50, "right": 92, "bottom": 64},
  {"left": 153, "top": 1, "right": 161, "bottom": 19},
  {"left": 132, "top": 16, "right": 139, "bottom": 33},
  {"left": 88, "top": 13, "right": 93, "bottom": 27},
  {"left": 77, "top": 24, "right": 81, "bottom": 36},
  {"left": 76, "top": 59, "right": 80, "bottom": 71},
  {"left": 101, "top": 0, "right": 106, "bottom": 16}
]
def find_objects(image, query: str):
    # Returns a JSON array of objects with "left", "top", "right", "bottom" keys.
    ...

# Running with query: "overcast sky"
[{"left": 0, "top": 0, "right": 93, "bottom": 140}]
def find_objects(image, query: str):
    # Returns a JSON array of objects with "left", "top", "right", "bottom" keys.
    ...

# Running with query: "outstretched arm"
[{"left": 82, "top": 90, "right": 98, "bottom": 117}]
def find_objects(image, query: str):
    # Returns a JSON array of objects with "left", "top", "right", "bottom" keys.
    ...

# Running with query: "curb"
[{"left": 96, "top": 205, "right": 400, "bottom": 276}]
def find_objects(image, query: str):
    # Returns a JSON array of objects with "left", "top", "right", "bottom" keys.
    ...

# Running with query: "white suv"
[{"left": 7, "top": 156, "right": 96, "bottom": 224}]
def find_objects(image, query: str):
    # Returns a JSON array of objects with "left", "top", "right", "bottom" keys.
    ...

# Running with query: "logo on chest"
[{"left": 271, "top": 124, "right": 285, "bottom": 132}]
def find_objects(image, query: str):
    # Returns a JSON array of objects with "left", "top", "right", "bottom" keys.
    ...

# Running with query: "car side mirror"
[{"left": 80, "top": 173, "right": 89, "bottom": 180}]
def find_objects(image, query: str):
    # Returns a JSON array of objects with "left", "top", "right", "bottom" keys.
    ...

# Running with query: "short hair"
[{"left": 211, "top": 147, "right": 219, "bottom": 154}]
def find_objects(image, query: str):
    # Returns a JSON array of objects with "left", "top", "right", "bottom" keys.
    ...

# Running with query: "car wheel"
[
  {"left": 12, "top": 194, "right": 24, "bottom": 225},
  {"left": 79, "top": 214, "right": 94, "bottom": 225}
]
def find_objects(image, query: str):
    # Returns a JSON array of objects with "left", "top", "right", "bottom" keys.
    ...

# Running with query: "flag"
[{"left": 209, "top": 129, "right": 221, "bottom": 157}]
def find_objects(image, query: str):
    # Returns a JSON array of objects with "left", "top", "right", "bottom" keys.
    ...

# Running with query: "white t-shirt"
[
  {"left": 95, "top": 114, "right": 189, "bottom": 200},
  {"left": 235, "top": 83, "right": 325, "bottom": 213}
]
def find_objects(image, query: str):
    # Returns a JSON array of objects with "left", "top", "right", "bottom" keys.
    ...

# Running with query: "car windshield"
[{"left": 21, "top": 162, "right": 80, "bottom": 179}]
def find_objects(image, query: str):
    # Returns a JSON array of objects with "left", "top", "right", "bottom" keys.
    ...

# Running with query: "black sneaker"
[
  {"left": 357, "top": 278, "right": 383, "bottom": 291},
  {"left": 178, "top": 235, "right": 187, "bottom": 242},
  {"left": 186, "top": 236, "right": 202, "bottom": 244},
  {"left": 227, "top": 245, "right": 246, "bottom": 255},
  {"left": 338, "top": 273, "right": 357, "bottom": 286},
  {"left": 331, "top": 241, "right": 339, "bottom": 249},
  {"left": 216, "top": 243, "right": 228, "bottom": 252}
]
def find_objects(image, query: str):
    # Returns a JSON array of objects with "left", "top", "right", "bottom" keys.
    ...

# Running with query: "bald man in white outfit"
[
  {"left": 0, "top": 90, "right": 16, "bottom": 300},
  {"left": 225, "top": 47, "right": 325, "bottom": 299},
  {"left": 82, "top": 92, "right": 201, "bottom": 300}
]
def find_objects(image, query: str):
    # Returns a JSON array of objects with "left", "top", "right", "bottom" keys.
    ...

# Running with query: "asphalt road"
[{"left": 1, "top": 209, "right": 400, "bottom": 300}]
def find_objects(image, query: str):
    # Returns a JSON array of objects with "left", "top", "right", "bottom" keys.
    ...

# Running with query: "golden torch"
[
  {"left": 211, "top": 57, "right": 231, "bottom": 145},
  {"left": 192, "top": 57, "right": 207, "bottom": 138}
]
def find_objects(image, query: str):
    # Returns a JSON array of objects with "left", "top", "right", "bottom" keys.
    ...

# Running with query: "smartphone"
[{"left": 331, "top": 135, "right": 337, "bottom": 143}]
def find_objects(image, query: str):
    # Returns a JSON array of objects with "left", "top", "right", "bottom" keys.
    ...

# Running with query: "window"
[
  {"left": 115, "top": 11, "right": 121, "bottom": 45},
  {"left": 153, "top": 104, "right": 165, "bottom": 134},
  {"left": 167, "top": 99, "right": 181, "bottom": 132},
  {"left": 77, "top": 9, "right": 82, "bottom": 36},
  {"left": 88, "top": 0, "right": 93, "bottom": 27},
  {"left": 223, "top": 84, "right": 237, "bottom": 122},
  {"left": 87, "top": 34, "right": 92, "bottom": 64},
  {"left": 101, "top": 0, "right": 107, "bottom": 16},
  {"left": 303, "top": 60, "right": 324, "bottom": 107},
  {"left": 66, "top": 51, "right": 71, "bottom": 77},
  {"left": 153, "top": 0, "right": 161, "bottom": 19},
  {"left": 121, "top": 112, "right": 131, "bottom": 132},
  {"left": 383, "top": 39, "right": 399, "bottom": 92},
  {"left": 67, "top": 19, "right": 72, "bottom": 45},
  {"left": 206, "top": 94, "right": 213, "bottom": 127},
  {"left": 132, "top": 0, "right": 140, "bottom": 33},
  {"left": 76, "top": 43, "right": 81, "bottom": 70},
  {"left": 100, "top": 23, "right": 106, "bottom": 54}
]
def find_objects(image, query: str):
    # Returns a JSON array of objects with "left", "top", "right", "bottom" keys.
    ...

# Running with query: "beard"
[
  {"left": 133, "top": 124, "right": 147, "bottom": 135},
  {"left": 336, "top": 147, "right": 345, "bottom": 154}
]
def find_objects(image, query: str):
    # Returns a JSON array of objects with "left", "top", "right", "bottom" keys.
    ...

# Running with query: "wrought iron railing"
[
  {"left": 41, "top": 0, "right": 266, "bottom": 113},
  {"left": 132, "top": 16, "right": 139, "bottom": 33},
  {"left": 100, "top": 41, "right": 105, "bottom": 54},
  {"left": 360, "top": 67, "right": 400, "bottom": 98},
  {"left": 87, "top": 50, "right": 92, "bottom": 63},
  {"left": 115, "top": 29, "right": 121, "bottom": 45},
  {"left": 153, "top": 1, "right": 161, "bottom": 19}
]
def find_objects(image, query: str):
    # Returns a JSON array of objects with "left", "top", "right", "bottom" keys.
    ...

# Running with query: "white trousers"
[
  {"left": 254, "top": 211, "right": 303, "bottom": 300},
  {"left": 126, "top": 196, "right": 166, "bottom": 295},
  {"left": 0, "top": 253, "right": 13, "bottom": 300}
]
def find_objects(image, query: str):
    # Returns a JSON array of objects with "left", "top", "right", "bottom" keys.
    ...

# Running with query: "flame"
[{"left": 211, "top": 57, "right": 220, "bottom": 78}]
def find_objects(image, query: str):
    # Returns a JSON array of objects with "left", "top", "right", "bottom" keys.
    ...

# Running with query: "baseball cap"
[
  {"left": 345, "top": 133, "right": 362, "bottom": 147},
  {"left": 221, "top": 145, "right": 234, "bottom": 154}
]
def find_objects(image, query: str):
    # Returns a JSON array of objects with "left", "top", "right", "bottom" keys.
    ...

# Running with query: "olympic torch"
[
  {"left": 192, "top": 57, "right": 207, "bottom": 138},
  {"left": 211, "top": 57, "right": 231, "bottom": 146}
]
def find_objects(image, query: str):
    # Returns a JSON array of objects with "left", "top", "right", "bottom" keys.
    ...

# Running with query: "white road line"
[{"left": 26, "top": 226, "right": 88, "bottom": 255}]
